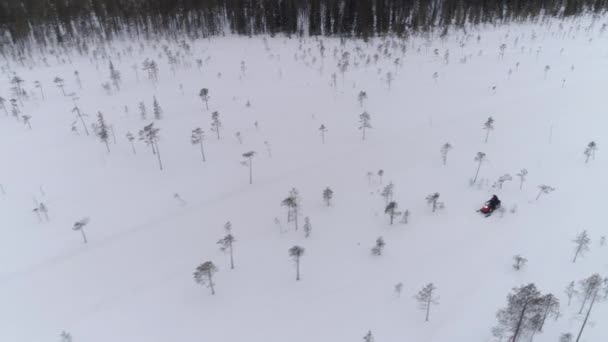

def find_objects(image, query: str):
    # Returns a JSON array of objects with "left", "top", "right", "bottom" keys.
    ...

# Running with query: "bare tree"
[
  {"left": 241, "top": 151, "right": 255, "bottom": 184},
  {"left": 359, "top": 111, "right": 372, "bottom": 140},
  {"left": 472, "top": 152, "right": 486, "bottom": 184},
  {"left": 584, "top": 141, "right": 597, "bottom": 163},
  {"left": 440, "top": 143, "right": 452, "bottom": 165},
  {"left": 217, "top": 234, "right": 236, "bottom": 269},
  {"left": 483, "top": 117, "right": 495, "bottom": 143},
  {"left": 191, "top": 128, "right": 206, "bottom": 162},
  {"left": 572, "top": 230, "right": 591, "bottom": 263},
  {"left": 513, "top": 255, "right": 528, "bottom": 271},
  {"left": 536, "top": 185, "right": 555, "bottom": 200},
  {"left": 72, "top": 218, "right": 90, "bottom": 243},
  {"left": 516, "top": 169, "right": 528, "bottom": 190},
  {"left": 282, "top": 188, "right": 301, "bottom": 230},
  {"left": 199, "top": 88, "right": 210, "bottom": 110},
  {"left": 288, "top": 245, "right": 305, "bottom": 281},
  {"left": 371, "top": 236, "right": 386, "bottom": 255},
  {"left": 193, "top": 261, "right": 218, "bottom": 295},
  {"left": 415, "top": 283, "right": 439, "bottom": 322},
  {"left": 322, "top": 187, "right": 333, "bottom": 206}
]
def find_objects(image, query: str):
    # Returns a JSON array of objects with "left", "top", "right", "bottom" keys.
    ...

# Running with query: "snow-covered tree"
[
  {"left": 288, "top": 245, "right": 305, "bottom": 281},
  {"left": 381, "top": 182, "right": 394, "bottom": 205},
  {"left": 95, "top": 111, "right": 110, "bottom": 152},
  {"left": 319, "top": 124, "right": 327, "bottom": 144},
  {"left": 494, "top": 283, "right": 545, "bottom": 342},
  {"left": 217, "top": 234, "right": 236, "bottom": 269},
  {"left": 282, "top": 188, "right": 300, "bottom": 230},
  {"left": 303, "top": 217, "right": 312, "bottom": 238},
  {"left": 139, "top": 123, "right": 163, "bottom": 170},
  {"left": 483, "top": 116, "right": 494, "bottom": 143},
  {"left": 516, "top": 169, "right": 528, "bottom": 190},
  {"left": 371, "top": 236, "right": 386, "bottom": 255},
  {"left": 537, "top": 294, "right": 560, "bottom": 332},
  {"left": 109, "top": 61, "right": 121, "bottom": 90},
  {"left": 210, "top": 111, "right": 222, "bottom": 139},
  {"left": 472, "top": 152, "right": 486, "bottom": 184},
  {"left": 440, "top": 143, "right": 452, "bottom": 165},
  {"left": 513, "top": 255, "right": 528, "bottom": 271},
  {"left": 199, "top": 88, "right": 210, "bottom": 110},
  {"left": 385, "top": 201, "right": 400, "bottom": 225},
  {"left": 536, "top": 184, "right": 555, "bottom": 200},
  {"left": 193, "top": 261, "right": 218, "bottom": 295},
  {"left": 241, "top": 151, "right": 256, "bottom": 184},
  {"left": 152, "top": 96, "right": 163, "bottom": 120},
  {"left": 322, "top": 187, "right": 333, "bottom": 206},
  {"left": 416, "top": 283, "right": 439, "bottom": 322},
  {"left": 126, "top": 132, "right": 136, "bottom": 154},
  {"left": 584, "top": 141, "right": 597, "bottom": 163},
  {"left": 359, "top": 111, "right": 372, "bottom": 140},
  {"left": 426, "top": 193, "right": 443, "bottom": 213},
  {"left": 572, "top": 230, "right": 591, "bottom": 263},
  {"left": 191, "top": 128, "right": 206, "bottom": 162},
  {"left": 72, "top": 218, "right": 90, "bottom": 243}
]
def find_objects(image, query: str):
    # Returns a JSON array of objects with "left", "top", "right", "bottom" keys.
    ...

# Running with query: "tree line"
[{"left": 1, "top": 0, "right": 607, "bottom": 47}]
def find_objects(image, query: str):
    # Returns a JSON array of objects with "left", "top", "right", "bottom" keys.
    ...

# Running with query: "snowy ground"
[{"left": 1, "top": 15, "right": 608, "bottom": 342}]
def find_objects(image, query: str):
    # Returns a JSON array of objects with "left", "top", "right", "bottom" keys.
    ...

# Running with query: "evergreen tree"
[
  {"left": 191, "top": 128, "right": 206, "bottom": 162},
  {"left": 95, "top": 111, "right": 110, "bottom": 152},
  {"left": 193, "top": 261, "right": 218, "bottom": 295},
  {"left": 152, "top": 96, "right": 163, "bottom": 120},
  {"left": 288, "top": 245, "right": 305, "bottom": 281}
]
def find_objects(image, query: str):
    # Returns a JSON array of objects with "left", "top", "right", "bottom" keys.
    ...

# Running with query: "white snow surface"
[{"left": 1, "top": 16, "right": 608, "bottom": 342}]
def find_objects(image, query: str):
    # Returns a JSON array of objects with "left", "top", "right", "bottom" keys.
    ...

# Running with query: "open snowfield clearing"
[{"left": 1, "top": 16, "right": 608, "bottom": 342}]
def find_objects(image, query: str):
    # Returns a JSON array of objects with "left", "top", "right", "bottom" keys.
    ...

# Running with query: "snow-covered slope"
[{"left": 1, "top": 16, "right": 608, "bottom": 342}]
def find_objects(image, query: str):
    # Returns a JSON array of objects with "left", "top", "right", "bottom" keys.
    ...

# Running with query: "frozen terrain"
[{"left": 1, "top": 16, "right": 608, "bottom": 342}]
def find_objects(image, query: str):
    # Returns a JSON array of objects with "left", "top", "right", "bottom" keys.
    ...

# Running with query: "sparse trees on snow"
[
  {"left": 516, "top": 169, "right": 528, "bottom": 190},
  {"left": 572, "top": 230, "right": 591, "bottom": 263},
  {"left": 193, "top": 261, "right": 218, "bottom": 295},
  {"left": 440, "top": 143, "right": 452, "bottom": 165},
  {"left": 359, "top": 111, "right": 372, "bottom": 140},
  {"left": 210, "top": 111, "right": 222, "bottom": 139},
  {"left": 426, "top": 193, "right": 443, "bottom": 213},
  {"left": 241, "top": 151, "right": 255, "bottom": 184},
  {"left": 319, "top": 124, "right": 327, "bottom": 143},
  {"left": 472, "top": 152, "right": 486, "bottom": 184},
  {"left": 199, "top": 88, "right": 210, "bottom": 109},
  {"left": 536, "top": 185, "right": 555, "bottom": 200},
  {"left": 72, "top": 218, "right": 90, "bottom": 243},
  {"left": 483, "top": 116, "right": 495, "bottom": 143},
  {"left": 371, "top": 236, "right": 386, "bottom": 255},
  {"left": 416, "top": 283, "right": 439, "bottom": 322},
  {"left": 95, "top": 111, "right": 110, "bottom": 152},
  {"left": 217, "top": 234, "right": 236, "bottom": 269},
  {"left": 584, "top": 141, "right": 597, "bottom": 163},
  {"left": 513, "top": 255, "right": 528, "bottom": 271},
  {"left": 191, "top": 128, "right": 206, "bottom": 162},
  {"left": 282, "top": 188, "right": 301, "bottom": 230},
  {"left": 322, "top": 187, "right": 333, "bottom": 206},
  {"left": 288, "top": 245, "right": 305, "bottom": 281},
  {"left": 139, "top": 123, "right": 163, "bottom": 170},
  {"left": 385, "top": 201, "right": 400, "bottom": 224}
]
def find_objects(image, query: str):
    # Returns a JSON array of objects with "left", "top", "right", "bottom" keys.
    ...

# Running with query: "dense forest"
[{"left": 1, "top": 0, "right": 607, "bottom": 46}]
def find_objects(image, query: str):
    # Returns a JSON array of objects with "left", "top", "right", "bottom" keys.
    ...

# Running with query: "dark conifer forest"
[{"left": 1, "top": 0, "right": 607, "bottom": 46}]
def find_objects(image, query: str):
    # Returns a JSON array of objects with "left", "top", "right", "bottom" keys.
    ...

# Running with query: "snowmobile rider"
[{"left": 486, "top": 195, "right": 501, "bottom": 212}]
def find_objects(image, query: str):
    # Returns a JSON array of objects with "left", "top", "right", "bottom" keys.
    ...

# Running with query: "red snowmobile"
[{"left": 478, "top": 195, "right": 501, "bottom": 217}]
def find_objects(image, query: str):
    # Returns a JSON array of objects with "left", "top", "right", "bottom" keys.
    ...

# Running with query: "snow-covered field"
[{"left": 1, "top": 15, "right": 608, "bottom": 342}]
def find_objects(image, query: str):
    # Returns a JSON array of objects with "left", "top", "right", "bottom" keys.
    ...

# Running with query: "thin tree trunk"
[
  {"left": 362, "top": 127, "right": 366, "bottom": 140},
  {"left": 205, "top": 99, "right": 208, "bottom": 110},
  {"left": 321, "top": 131, "right": 325, "bottom": 144},
  {"left": 519, "top": 179, "right": 524, "bottom": 190},
  {"left": 296, "top": 258, "right": 300, "bottom": 281},
  {"left": 155, "top": 140, "right": 163, "bottom": 170},
  {"left": 485, "top": 129, "right": 490, "bottom": 143},
  {"left": 104, "top": 139, "right": 110, "bottom": 152},
  {"left": 78, "top": 113, "right": 89, "bottom": 135},
  {"left": 130, "top": 141, "right": 136, "bottom": 154},
  {"left": 80, "top": 229, "right": 88, "bottom": 243},
  {"left": 110, "top": 127, "right": 116, "bottom": 144},
  {"left": 576, "top": 290, "right": 598, "bottom": 342},
  {"left": 578, "top": 292, "right": 591, "bottom": 314},
  {"left": 39, "top": 87, "right": 44, "bottom": 100},
  {"left": 294, "top": 208, "right": 299, "bottom": 230},
  {"left": 390, "top": 211, "right": 394, "bottom": 224},
  {"left": 200, "top": 141, "right": 206, "bottom": 162},
  {"left": 473, "top": 161, "right": 482, "bottom": 183},
  {"left": 208, "top": 273, "right": 215, "bottom": 295},
  {"left": 573, "top": 247, "right": 580, "bottom": 263},
  {"left": 229, "top": 244, "right": 234, "bottom": 269},
  {"left": 511, "top": 303, "right": 529, "bottom": 342},
  {"left": 536, "top": 190, "right": 543, "bottom": 200},
  {"left": 248, "top": 158, "right": 253, "bottom": 184},
  {"left": 425, "top": 295, "right": 431, "bottom": 321}
]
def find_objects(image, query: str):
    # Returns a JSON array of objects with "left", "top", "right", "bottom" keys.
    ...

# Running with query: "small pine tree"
[
  {"left": 559, "top": 333, "right": 573, "bottom": 342},
  {"left": 319, "top": 124, "right": 328, "bottom": 144},
  {"left": 96, "top": 111, "right": 110, "bottom": 152},
  {"left": 371, "top": 236, "right": 386, "bottom": 255},
  {"left": 60, "top": 331, "right": 72, "bottom": 342},
  {"left": 199, "top": 88, "right": 210, "bottom": 109},
  {"left": 242, "top": 151, "right": 255, "bottom": 184},
  {"left": 472, "top": 152, "right": 486, "bottom": 184},
  {"left": 109, "top": 61, "right": 121, "bottom": 90},
  {"left": 385, "top": 201, "right": 399, "bottom": 224},
  {"left": 288, "top": 245, "right": 305, "bottom": 281},
  {"left": 363, "top": 330, "right": 374, "bottom": 342},
  {"left": 359, "top": 111, "right": 372, "bottom": 140},
  {"left": 536, "top": 184, "right": 555, "bottom": 200},
  {"left": 139, "top": 101, "right": 147, "bottom": 120},
  {"left": 440, "top": 143, "right": 452, "bottom": 165},
  {"left": 572, "top": 230, "right": 591, "bottom": 263},
  {"left": 358, "top": 90, "right": 367, "bottom": 107},
  {"left": 152, "top": 96, "right": 163, "bottom": 120},
  {"left": 483, "top": 116, "right": 494, "bottom": 143},
  {"left": 210, "top": 111, "right": 222, "bottom": 139},
  {"left": 516, "top": 169, "right": 528, "bottom": 190},
  {"left": 72, "top": 218, "right": 90, "bottom": 243},
  {"left": 126, "top": 132, "right": 136, "bottom": 154},
  {"left": 584, "top": 141, "right": 597, "bottom": 163},
  {"left": 426, "top": 193, "right": 442, "bottom": 212},
  {"left": 565, "top": 281, "right": 577, "bottom": 306},
  {"left": 513, "top": 255, "right": 528, "bottom": 270},
  {"left": 400, "top": 209, "right": 410, "bottom": 224},
  {"left": 322, "top": 187, "right": 333, "bottom": 206},
  {"left": 193, "top": 261, "right": 218, "bottom": 295},
  {"left": 303, "top": 217, "right": 312, "bottom": 238},
  {"left": 415, "top": 283, "right": 439, "bottom": 322},
  {"left": 282, "top": 188, "right": 300, "bottom": 230},
  {"left": 191, "top": 128, "right": 206, "bottom": 162},
  {"left": 217, "top": 234, "right": 236, "bottom": 269}
]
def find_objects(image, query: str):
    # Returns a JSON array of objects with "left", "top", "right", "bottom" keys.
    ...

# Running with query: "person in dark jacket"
[{"left": 487, "top": 195, "right": 501, "bottom": 211}]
